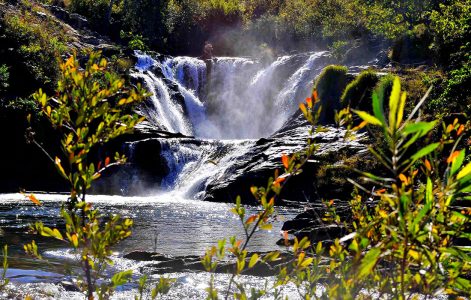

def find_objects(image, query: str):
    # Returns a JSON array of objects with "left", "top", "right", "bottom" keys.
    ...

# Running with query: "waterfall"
[
  {"left": 158, "top": 138, "right": 252, "bottom": 199},
  {"left": 132, "top": 54, "right": 193, "bottom": 135},
  {"left": 128, "top": 50, "right": 333, "bottom": 198},
  {"left": 275, "top": 52, "right": 328, "bottom": 110},
  {"left": 132, "top": 51, "right": 330, "bottom": 139}
]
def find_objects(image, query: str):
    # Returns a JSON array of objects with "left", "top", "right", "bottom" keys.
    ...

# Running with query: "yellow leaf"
[
  {"left": 399, "top": 174, "right": 408, "bottom": 184},
  {"left": 300, "top": 257, "right": 313, "bottom": 268},
  {"left": 249, "top": 254, "right": 259, "bottom": 268},
  {"left": 457, "top": 162, "right": 471, "bottom": 180},
  {"left": 55, "top": 157, "right": 68, "bottom": 180},
  {"left": 71, "top": 234, "right": 78, "bottom": 248},
  {"left": 389, "top": 77, "right": 401, "bottom": 130},
  {"left": 260, "top": 223, "right": 272, "bottom": 230},
  {"left": 397, "top": 91, "right": 407, "bottom": 127},
  {"left": 353, "top": 110, "right": 382, "bottom": 126},
  {"left": 299, "top": 103, "right": 307, "bottom": 116},
  {"left": 379, "top": 210, "right": 388, "bottom": 218}
]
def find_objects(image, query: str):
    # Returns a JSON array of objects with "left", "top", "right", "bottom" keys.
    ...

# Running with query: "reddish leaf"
[
  {"left": 424, "top": 159, "right": 432, "bottom": 171},
  {"left": 274, "top": 177, "right": 286, "bottom": 185},
  {"left": 281, "top": 154, "right": 289, "bottom": 169},
  {"left": 306, "top": 97, "right": 312, "bottom": 108},
  {"left": 282, "top": 231, "right": 289, "bottom": 246},
  {"left": 105, "top": 157, "right": 110, "bottom": 166},
  {"left": 457, "top": 124, "right": 465, "bottom": 136},
  {"left": 27, "top": 194, "right": 42, "bottom": 206},
  {"left": 312, "top": 90, "right": 318, "bottom": 102},
  {"left": 448, "top": 151, "right": 461, "bottom": 164},
  {"left": 245, "top": 215, "right": 257, "bottom": 225}
]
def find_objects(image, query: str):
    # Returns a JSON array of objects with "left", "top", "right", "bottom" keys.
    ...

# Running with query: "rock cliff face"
[
  {"left": 95, "top": 111, "right": 371, "bottom": 206},
  {"left": 203, "top": 112, "right": 369, "bottom": 204}
]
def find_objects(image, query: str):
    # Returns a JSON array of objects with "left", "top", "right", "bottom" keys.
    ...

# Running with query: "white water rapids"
[{"left": 132, "top": 51, "right": 329, "bottom": 139}]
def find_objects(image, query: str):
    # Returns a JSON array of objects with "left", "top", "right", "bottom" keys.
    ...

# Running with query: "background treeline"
[
  {"left": 60, "top": 0, "right": 469, "bottom": 65},
  {"left": 0, "top": 0, "right": 469, "bottom": 192}
]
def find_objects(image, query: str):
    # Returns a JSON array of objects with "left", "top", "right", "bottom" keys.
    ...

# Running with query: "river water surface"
[{"left": 0, "top": 193, "right": 302, "bottom": 299}]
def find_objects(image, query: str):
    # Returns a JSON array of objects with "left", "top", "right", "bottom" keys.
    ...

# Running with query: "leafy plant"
[
  {"left": 23, "top": 52, "right": 149, "bottom": 299},
  {"left": 204, "top": 77, "right": 471, "bottom": 299},
  {"left": 0, "top": 245, "right": 9, "bottom": 290},
  {"left": 202, "top": 92, "right": 323, "bottom": 299},
  {"left": 0, "top": 64, "right": 9, "bottom": 93}
]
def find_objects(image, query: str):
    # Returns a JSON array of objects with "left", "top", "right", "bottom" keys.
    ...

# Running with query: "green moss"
[
  {"left": 314, "top": 65, "right": 349, "bottom": 124},
  {"left": 341, "top": 70, "right": 378, "bottom": 113}
]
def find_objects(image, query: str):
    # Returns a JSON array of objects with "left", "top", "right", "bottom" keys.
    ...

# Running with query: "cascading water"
[
  {"left": 131, "top": 51, "right": 330, "bottom": 139},
  {"left": 128, "top": 50, "right": 333, "bottom": 199}
]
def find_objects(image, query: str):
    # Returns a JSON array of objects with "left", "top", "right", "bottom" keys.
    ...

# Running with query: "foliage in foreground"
[
  {"left": 203, "top": 78, "right": 471, "bottom": 299},
  {"left": 22, "top": 52, "right": 152, "bottom": 299}
]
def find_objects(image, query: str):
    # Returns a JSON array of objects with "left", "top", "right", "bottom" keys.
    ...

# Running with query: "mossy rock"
[
  {"left": 314, "top": 65, "right": 350, "bottom": 124},
  {"left": 341, "top": 70, "right": 379, "bottom": 113}
]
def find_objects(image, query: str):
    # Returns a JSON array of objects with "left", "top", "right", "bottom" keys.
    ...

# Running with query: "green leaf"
[
  {"left": 353, "top": 110, "right": 382, "bottom": 126},
  {"left": 457, "top": 162, "right": 471, "bottom": 180},
  {"left": 249, "top": 254, "right": 259, "bottom": 268},
  {"left": 411, "top": 202, "right": 431, "bottom": 234},
  {"left": 388, "top": 77, "right": 401, "bottom": 130},
  {"left": 300, "top": 257, "right": 313, "bottom": 268},
  {"left": 111, "top": 270, "right": 133, "bottom": 287},
  {"left": 426, "top": 177, "right": 433, "bottom": 205},
  {"left": 372, "top": 92, "right": 386, "bottom": 126},
  {"left": 41, "top": 227, "right": 63, "bottom": 240},
  {"left": 402, "top": 121, "right": 437, "bottom": 137},
  {"left": 260, "top": 224, "right": 272, "bottom": 230},
  {"left": 451, "top": 150, "right": 466, "bottom": 176},
  {"left": 358, "top": 248, "right": 381, "bottom": 279},
  {"left": 396, "top": 91, "right": 407, "bottom": 127},
  {"left": 410, "top": 143, "right": 440, "bottom": 162}
]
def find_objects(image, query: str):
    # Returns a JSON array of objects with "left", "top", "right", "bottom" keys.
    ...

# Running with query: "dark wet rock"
[
  {"left": 203, "top": 113, "right": 369, "bottom": 205},
  {"left": 282, "top": 203, "right": 351, "bottom": 232},
  {"left": 124, "top": 251, "right": 175, "bottom": 262},
  {"left": 129, "top": 251, "right": 298, "bottom": 277},
  {"left": 59, "top": 280, "right": 81, "bottom": 292},
  {"left": 295, "top": 224, "right": 347, "bottom": 243}
]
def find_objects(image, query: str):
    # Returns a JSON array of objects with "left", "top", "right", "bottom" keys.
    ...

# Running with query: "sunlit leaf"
[
  {"left": 457, "top": 162, "right": 471, "bottom": 180},
  {"left": 403, "top": 121, "right": 437, "bottom": 137},
  {"left": 26, "top": 194, "right": 42, "bottom": 206},
  {"left": 55, "top": 157, "right": 68, "bottom": 180},
  {"left": 358, "top": 248, "right": 381, "bottom": 279},
  {"left": 71, "top": 234, "right": 78, "bottom": 248},
  {"left": 410, "top": 143, "right": 440, "bottom": 162},
  {"left": 299, "top": 103, "right": 307, "bottom": 116},
  {"left": 249, "top": 253, "right": 259, "bottom": 268},
  {"left": 245, "top": 215, "right": 257, "bottom": 225},
  {"left": 372, "top": 92, "right": 386, "bottom": 126},
  {"left": 281, "top": 154, "right": 289, "bottom": 169},
  {"left": 353, "top": 110, "right": 382, "bottom": 126}
]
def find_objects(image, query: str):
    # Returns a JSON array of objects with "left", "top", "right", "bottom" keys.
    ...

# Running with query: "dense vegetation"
[{"left": 0, "top": 0, "right": 470, "bottom": 298}]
